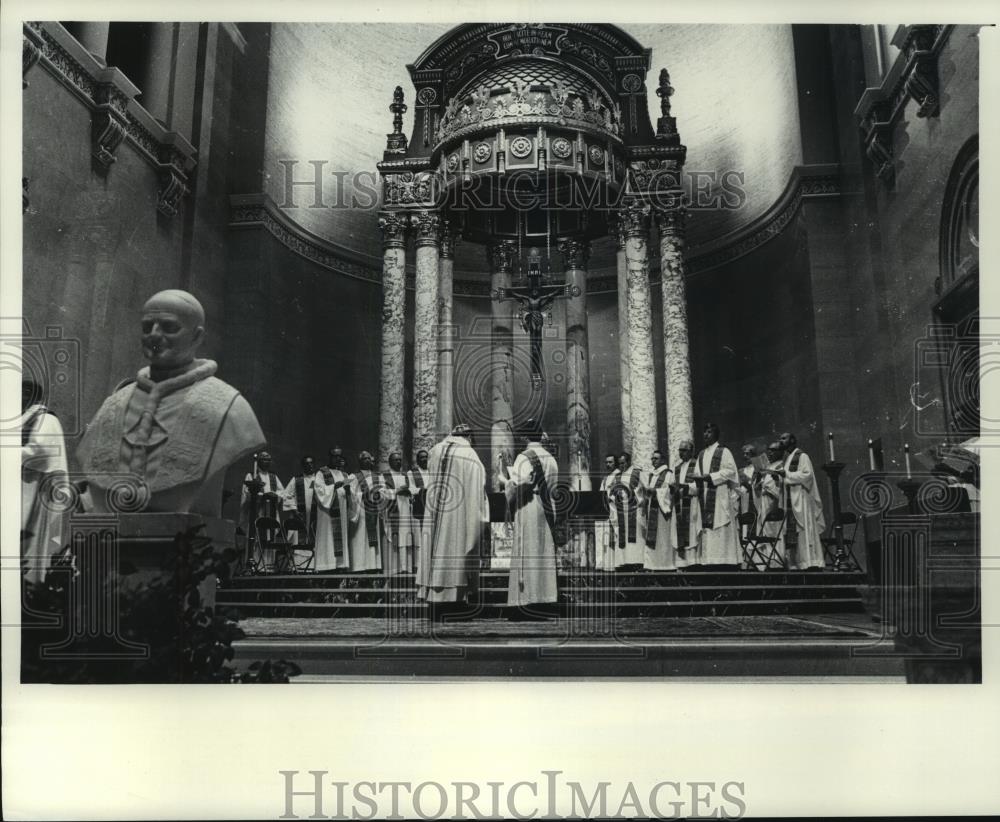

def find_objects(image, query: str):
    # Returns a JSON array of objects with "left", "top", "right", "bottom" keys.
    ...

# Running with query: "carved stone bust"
[{"left": 78, "top": 289, "right": 265, "bottom": 517}]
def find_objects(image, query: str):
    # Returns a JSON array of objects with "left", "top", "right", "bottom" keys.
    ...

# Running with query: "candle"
[
  {"left": 868, "top": 439, "right": 875, "bottom": 471},
  {"left": 828, "top": 432, "right": 835, "bottom": 462},
  {"left": 904, "top": 444, "right": 912, "bottom": 479}
]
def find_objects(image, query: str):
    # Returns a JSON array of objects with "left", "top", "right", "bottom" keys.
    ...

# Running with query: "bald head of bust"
[{"left": 141, "top": 289, "right": 206, "bottom": 378}]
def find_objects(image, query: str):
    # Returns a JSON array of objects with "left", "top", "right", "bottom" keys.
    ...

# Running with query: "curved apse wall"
[{"left": 263, "top": 23, "right": 803, "bottom": 266}]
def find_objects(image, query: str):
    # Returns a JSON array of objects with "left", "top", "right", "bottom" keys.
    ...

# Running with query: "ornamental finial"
[
  {"left": 385, "top": 86, "right": 408, "bottom": 154},
  {"left": 655, "top": 68, "right": 677, "bottom": 139}
]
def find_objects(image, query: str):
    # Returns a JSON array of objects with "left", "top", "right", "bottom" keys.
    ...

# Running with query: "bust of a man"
[{"left": 78, "top": 289, "right": 265, "bottom": 517}]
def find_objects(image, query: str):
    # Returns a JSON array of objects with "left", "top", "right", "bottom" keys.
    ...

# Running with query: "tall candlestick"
[
  {"left": 904, "top": 443, "right": 912, "bottom": 479},
  {"left": 868, "top": 439, "right": 875, "bottom": 471},
  {"left": 828, "top": 432, "right": 835, "bottom": 462}
]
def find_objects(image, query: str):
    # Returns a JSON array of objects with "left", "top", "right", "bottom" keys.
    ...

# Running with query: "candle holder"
[{"left": 821, "top": 461, "right": 859, "bottom": 572}]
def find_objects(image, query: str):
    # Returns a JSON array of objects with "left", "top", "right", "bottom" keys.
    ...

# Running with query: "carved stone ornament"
[
  {"left": 410, "top": 210, "right": 442, "bottom": 247},
  {"left": 621, "top": 73, "right": 642, "bottom": 93},
  {"left": 446, "top": 152, "right": 460, "bottom": 172},
  {"left": 654, "top": 203, "right": 688, "bottom": 237},
  {"left": 588, "top": 145, "right": 605, "bottom": 166},
  {"left": 486, "top": 239, "right": 518, "bottom": 273},
  {"left": 509, "top": 135, "right": 533, "bottom": 158},
  {"left": 617, "top": 199, "right": 652, "bottom": 239},
  {"left": 557, "top": 237, "right": 591, "bottom": 270},
  {"left": 378, "top": 211, "right": 408, "bottom": 249},
  {"left": 439, "top": 220, "right": 460, "bottom": 259},
  {"left": 473, "top": 142, "right": 493, "bottom": 163},
  {"left": 156, "top": 167, "right": 189, "bottom": 217},
  {"left": 551, "top": 137, "right": 572, "bottom": 159},
  {"left": 92, "top": 111, "right": 127, "bottom": 170}
]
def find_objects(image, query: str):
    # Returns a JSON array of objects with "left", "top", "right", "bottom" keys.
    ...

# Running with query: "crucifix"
[{"left": 492, "top": 247, "right": 579, "bottom": 385}]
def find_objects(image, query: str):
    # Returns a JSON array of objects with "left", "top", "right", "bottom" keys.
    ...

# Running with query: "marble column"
[
  {"left": 619, "top": 201, "right": 658, "bottom": 469},
  {"left": 412, "top": 211, "right": 441, "bottom": 455},
  {"left": 656, "top": 204, "right": 694, "bottom": 461},
  {"left": 377, "top": 212, "right": 407, "bottom": 470},
  {"left": 65, "top": 22, "right": 110, "bottom": 62},
  {"left": 488, "top": 240, "right": 518, "bottom": 491},
  {"left": 436, "top": 221, "right": 457, "bottom": 436},
  {"left": 559, "top": 237, "right": 593, "bottom": 491},
  {"left": 137, "top": 24, "right": 175, "bottom": 125},
  {"left": 613, "top": 216, "right": 633, "bottom": 453}
]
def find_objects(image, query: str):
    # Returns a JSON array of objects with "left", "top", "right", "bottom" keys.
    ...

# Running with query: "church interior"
[{"left": 20, "top": 21, "right": 982, "bottom": 680}]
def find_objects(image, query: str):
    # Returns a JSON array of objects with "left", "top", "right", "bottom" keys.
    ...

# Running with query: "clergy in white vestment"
[
  {"left": 381, "top": 451, "right": 416, "bottom": 574},
  {"left": 408, "top": 448, "right": 431, "bottom": 582},
  {"left": 670, "top": 439, "right": 701, "bottom": 568},
  {"left": 611, "top": 452, "right": 645, "bottom": 568},
  {"left": 770, "top": 432, "right": 826, "bottom": 570},
  {"left": 417, "top": 424, "right": 488, "bottom": 604},
  {"left": 239, "top": 450, "right": 285, "bottom": 569},
  {"left": 595, "top": 454, "right": 619, "bottom": 572},
  {"left": 312, "top": 448, "right": 353, "bottom": 572},
  {"left": 281, "top": 455, "right": 317, "bottom": 567},
  {"left": 755, "top": 442, "right": 786, "bottom": 566},
  {"left": 347, "top": 451, "right": 384, "bottom": 573},
  {"left": 737, "top": 445, "right": 761, "bottom": 538},
  {"left": 643, "top": 449, "right": 677, "bottom": 570},
  {"left": 502, "top": 419, "right": 559, "bottom": 608},
  {"left": 688, "top": 423, "right": 742, "bottom": 567},
  {"left": 21, "top": 378, "right": 69, "bottom": 583}
]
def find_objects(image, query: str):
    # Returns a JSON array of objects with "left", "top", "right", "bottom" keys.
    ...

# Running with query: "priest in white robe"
[
  {"left": 239, "top": 450, "right": 285, "bottom": 569},
  {"left": 408, "top": 448, "right": 431, "bottom": 582},
  {"left": 282, "top": 455, "right": 317, "bottom": 569},
  {"left": 642, "top": 449, "right": 676, "bottom": 570},
  {"left": 670, "top": 439, "right": 701, "bottom": 568},
  {"left": 21, "top": 378, "right": 69, "bottom": 583},
  {"left": 312, "top": 448, "right": 353, "bottom": 572},
  {"left": 502, "top": 419, "right": 559, "bottom": 609},
  {"left": 611, "top": 452, "right": 645, "bottom": 568},
  {"left": 771, "top": 432, "right": 826, "bottom": 570},
  {"left": 417, "top": 424, "right": 487, "bottom": 605},
  {"left": 595, "top": 454, "right": 619, "bottom": 572},
  {"left": 688, "top": 423, "right": 741, "bottom": 567},
  {"left": 381, "top": 451, "right": 416, "bottom": 575},
  {"left": 755, "top": 441, "right": 786, "bottom": 567},
  {"left": 347, "top": 450, "right": 384, "bottom": 573}
]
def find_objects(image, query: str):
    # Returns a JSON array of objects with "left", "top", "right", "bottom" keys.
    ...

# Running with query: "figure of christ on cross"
[{"left": 491, "top": 249, "right": 579, "bottom": 384}]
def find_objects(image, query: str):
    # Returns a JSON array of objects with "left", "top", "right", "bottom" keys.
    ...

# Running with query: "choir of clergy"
[{"left": 237, "top": 421, "right": 836, "bottom": 582}]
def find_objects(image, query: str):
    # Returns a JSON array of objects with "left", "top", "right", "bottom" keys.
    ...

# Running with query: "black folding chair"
[
  {"left": 821, "top": 511, "right": 862, "bottom": 570},
  {"left": 743, "top": 507, "right": 789, "bottom": 571},
  {"left": 253, "top": 515, "right": 289, "bottom": 574},
  {"left": 282, "top": 514, "right": 316, "bottom": 573}
]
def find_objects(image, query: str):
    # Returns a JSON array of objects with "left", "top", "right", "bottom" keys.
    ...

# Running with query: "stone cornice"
[
  {"left": 230, "top": 164, "right": 842, "bottom": 297},
  {"left": 23, "top": 21, "right": 197, "bottom": 217},
  {"left": 854, "top": 25, "right": 953, "bottom": 186}
]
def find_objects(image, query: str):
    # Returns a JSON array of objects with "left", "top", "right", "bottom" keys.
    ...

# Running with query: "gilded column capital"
[
  {"left": 557, "top": 237, "right": 591, "bottom": 270},
  {"left": 486, "top": 239, "right": 518, "bottom": 274},
  {"left": 411, "top": 210, "right": 442, "bottom": 248},
  {"left": 378, "top": 211, "right": 408, "bottom": 249},
  {"left": 617, "top": 199, "right": 652, "bottom": 239},
  {"left": 654, "top": 203, "right": 688, "bottom": 239},
  {"left": 439, "top": 219, "right": 460, "bottom": 259}
]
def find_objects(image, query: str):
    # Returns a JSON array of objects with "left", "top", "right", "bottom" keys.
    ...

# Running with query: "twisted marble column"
[
  {"left": 411, "top": 211, "right": 441, "bottom": 454},
  {"left": 437, "top": 221, "right": 457, "bottom": 436},
  {"left": 619, "top": 201, "right": 658, "bottom": 469},
  {"left": 612, "top": 215, "right": 633, "bottom": 453},
  {"left": 488, "top": 240, "right": 517, "bottom": 491},
  {"left": 656, "top": 204, "right": 694, "bottom": 461},
  {"left": 377, "top": 211, "right": 407, "bottom": 469},
  {"left": 559, "top": 237, "right": 593, "bottom": 491}
]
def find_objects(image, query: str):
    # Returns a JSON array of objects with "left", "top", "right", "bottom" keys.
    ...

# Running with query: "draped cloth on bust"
[{"left": 77, "top": 359, "right": 264, "bottom": 517}]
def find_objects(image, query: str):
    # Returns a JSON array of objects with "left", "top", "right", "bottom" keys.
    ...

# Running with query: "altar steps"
[{"left": 218, "top": 570, "right": 867, "bottom": 619}]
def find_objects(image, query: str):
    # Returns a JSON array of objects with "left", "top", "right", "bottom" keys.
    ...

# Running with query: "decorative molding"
[
  {"left": 616, "top": 198, "right": 651, "bottom": 238},
  {"left": 24, "top": 22, "right": 197, "bottom": 217},
  {"left": 557, "top": 237, "right": 591, "bottom": 270},
  {"left": 486, "top": 239, "right": 518, "bottom": 273},
  {"left": 410, "top": 210, "right": 442, "bottom": 247},
  {"left": 377, "top": 211, "right": 408, "bottom": 249},
  {"left": 439, "top": 219, "right": 459, "bottom": 259},
  {"left": 854, "top": 25, "right": 954, "bottom": 187}
]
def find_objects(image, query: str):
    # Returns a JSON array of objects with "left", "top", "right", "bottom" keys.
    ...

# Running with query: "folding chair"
[
  {"left": 738, "top": 511, "right": 763, "bottom": 570},
  {"left": 821, "top": 511, "right": 862, "bottom": 570},
  {"left": 743, "top": 507, "right": 789, "bottom": 571},
  {"left": 282, "top": 514, "right": 316, "bottom": 573},
  {"left": 253, "top": 515, "right": 288, "bottom": 574}
]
